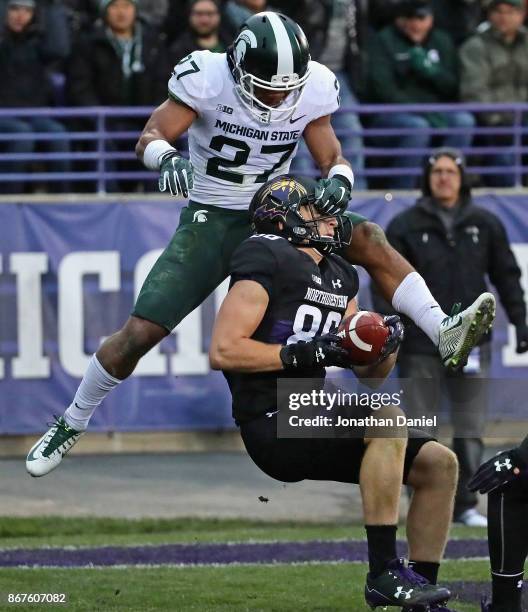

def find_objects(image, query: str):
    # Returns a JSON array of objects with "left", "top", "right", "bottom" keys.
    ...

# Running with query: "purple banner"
[{"left": 1, "top": 195, "right": 527, "bottom": 434}]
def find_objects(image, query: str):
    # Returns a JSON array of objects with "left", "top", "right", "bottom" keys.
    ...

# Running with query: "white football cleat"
[
  {"left": 438, "top": 292, "right": 496, "bottom": 369},
  {"left": 26, "top": 416, "right": 83, "bottom": 477},
  {"left": 455, "top": 508, "right": 488, "bottom": 527}
]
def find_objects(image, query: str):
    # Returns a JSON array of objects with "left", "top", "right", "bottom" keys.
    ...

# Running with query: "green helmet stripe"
[{"left": 265, "top": 12, "right": 294, "bottom": 75}]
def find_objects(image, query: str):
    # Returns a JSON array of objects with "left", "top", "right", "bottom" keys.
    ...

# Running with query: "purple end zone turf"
[{"left": 0, "top": 538, "right": 488, "bottom": 568}]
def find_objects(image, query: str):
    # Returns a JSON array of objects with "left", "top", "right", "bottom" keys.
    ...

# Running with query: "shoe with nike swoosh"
[
  {"left": 289, "top": 114, "right": 306, "bottom": 124},
  {"left": 438, "top": 292, "right": 496, "bottom": 369},
  {"left": 26, "top": 416, "right": 83, "bottom": 477}
]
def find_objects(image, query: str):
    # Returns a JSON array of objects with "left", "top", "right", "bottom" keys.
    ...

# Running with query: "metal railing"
[{"left": 0, "top": 102, "right": 526, "bottom": 193}]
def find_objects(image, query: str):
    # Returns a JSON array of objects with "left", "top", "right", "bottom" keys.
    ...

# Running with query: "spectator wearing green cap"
[
  {"left": 364, "top": 0, "right": 475, "bottom": 189},
  {"left": 460, "top": 0, "right": 528, "bottom": 187}
]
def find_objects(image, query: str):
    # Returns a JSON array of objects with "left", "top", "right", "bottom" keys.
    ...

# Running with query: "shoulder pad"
[
  {"left": 230, "top": 234, "right": 285, "bottom": 278},
  {"left": 168, "top": 51, "right": 225, "bottom": 109},
  {"left": 245, "top": 234, "right": 294, "bottom": 258},
  {"left": 249, "top": 233, "right": 286, "bottom": 241},
  {"left": 304, "top": 61, "right": 340, "bottom": 114}
]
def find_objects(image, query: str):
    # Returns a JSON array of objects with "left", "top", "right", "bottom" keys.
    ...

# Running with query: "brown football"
[{"left": 337, "top": 311, "right": 389, "bottom": 366}]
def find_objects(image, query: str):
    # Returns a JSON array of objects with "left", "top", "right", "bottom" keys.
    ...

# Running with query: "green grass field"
[
  {"left": 0, "top": 518, "right": 491, "bottom": 611},
  {"left": 0, "top": 517, "right": 488, "bottom": 549},
  {"left": 0, "top": 562, "right": 487, "bottom": 611}
]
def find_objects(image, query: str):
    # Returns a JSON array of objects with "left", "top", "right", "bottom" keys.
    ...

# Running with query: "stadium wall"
[{"left": 1, "top": 192, "right": 527, "bottom": 437}]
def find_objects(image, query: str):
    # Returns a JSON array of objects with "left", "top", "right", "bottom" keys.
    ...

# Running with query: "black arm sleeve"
[
  {"left": 487, "top": 215, "right": 527, "bottom": 328},
  {"left": 229, "top": 238, "right": 279, "bottom": 299}
]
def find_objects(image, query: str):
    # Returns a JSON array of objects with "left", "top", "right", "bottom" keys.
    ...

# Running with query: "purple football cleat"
[{"left": 365, "top": 558, "right": 451, "bottom": 610}]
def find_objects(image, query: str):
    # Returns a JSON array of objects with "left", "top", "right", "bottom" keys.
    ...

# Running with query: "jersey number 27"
[{"left": 206, "top": 136, "right": 296, "bottom": 184}]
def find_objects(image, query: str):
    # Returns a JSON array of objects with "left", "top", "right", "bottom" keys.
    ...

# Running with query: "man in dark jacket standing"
[
  {"left": 374, "top": 148, "right": 528, "bottom": 526},
  {"left": 0, "top": 0, "right": 71, "bottom": 193}
]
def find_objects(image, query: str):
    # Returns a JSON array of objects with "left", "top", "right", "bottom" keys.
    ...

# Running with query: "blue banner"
[{"left": 1, "top": 195, "right": 527, "bottom": 434}]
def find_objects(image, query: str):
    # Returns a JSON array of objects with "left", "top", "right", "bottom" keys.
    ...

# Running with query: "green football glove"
[
  {"left": 314, "top": 175, "right": 352, "bottom": 215},
  {"left": 158, "top": 151, "right": 194, "bottom": 197}
]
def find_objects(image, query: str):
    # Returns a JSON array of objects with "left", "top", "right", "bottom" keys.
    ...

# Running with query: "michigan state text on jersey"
[{"left": 165, "top": 32, "right": 340, "bottom": 208}]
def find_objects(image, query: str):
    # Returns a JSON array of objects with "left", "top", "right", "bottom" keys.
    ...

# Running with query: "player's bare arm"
[
  {"left": 344, "top": 221, "right": 415, "bottom": 302},
  {"left": 306, "top": 124, "right": 496, "bottom": 371},
  {"left": 304, "top": 114, "right": 355, "bottom": 216},
  {"left": 135, "top": 99, "right": 196, "bottom": 198},
  {"left": 303, "top": 114, "right": 350, "bottom": 177},
  {"left": 135, "top": 99, "right": 196, "bottom": 159},
  {"left": 210, "top": 276, "right": 353, "bottom": 374},
  {"left": 305, "top": 116, "right": 417, "bottom": 301},
  {"left": 209, "top": 280, "right": 283, "bottom": 373},
  {"left": 306, "top": 121, "right": 496, "bottom": 368}
]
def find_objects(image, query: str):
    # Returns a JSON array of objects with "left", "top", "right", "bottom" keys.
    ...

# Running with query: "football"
[{"left": 337, "top": 311, "right": 389, "bottom": 366}]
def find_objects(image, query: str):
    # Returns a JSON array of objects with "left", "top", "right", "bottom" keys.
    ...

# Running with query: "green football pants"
[
  {"left": 133, "top": 201, "right": 251, "bottom": 331},
  {"left": 132, "top": 201, "right": 367, "bottom": 331}
]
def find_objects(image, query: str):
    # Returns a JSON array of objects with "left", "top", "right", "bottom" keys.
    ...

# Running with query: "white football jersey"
[{"left": 168, "top": 51, "right": 340, "bottom": 210}]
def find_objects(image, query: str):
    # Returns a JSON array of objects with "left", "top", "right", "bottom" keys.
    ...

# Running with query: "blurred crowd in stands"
[{"left": 0, "top": 0, "right": 527, "bottom": 192}]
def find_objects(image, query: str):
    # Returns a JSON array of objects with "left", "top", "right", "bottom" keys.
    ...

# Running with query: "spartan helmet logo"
[
  {"left": 233, "top": 30, "right": 258, "bottom": 65},
  {"left": 193, "top": 210, "right": 208, "bottom": 223}
]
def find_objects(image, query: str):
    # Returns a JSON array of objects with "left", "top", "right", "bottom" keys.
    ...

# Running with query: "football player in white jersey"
[{"left": 27, "top": 11, "right": 495, "bottom": 483}]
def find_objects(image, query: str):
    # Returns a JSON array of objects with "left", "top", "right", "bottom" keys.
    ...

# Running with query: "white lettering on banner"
[
  {"left": 133, "top": 249, "right": 166, "bottom": 376},
  {"left": 11, "top": 253, "right": 50, "bottom": 378},
  {"left": 214, "top": 277, "right": 230, "bottom": 314},
  {"left": 503, "top": 244, "right": 528, "bottom": 367},
  {"left": 0, "top": 256, "right": 3, "bottom": 380},
  {"left": 170, "top": 305, "right": 208, "bottom": 375},
  {"left": 3, "top": 242, "right": 528, "bottom": 380},
  {"left": 58, "top": 252, "right": 120, "bottom": 377},
  {"left": 133, "top": 249, "right": 209, "bottom": 376}
]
